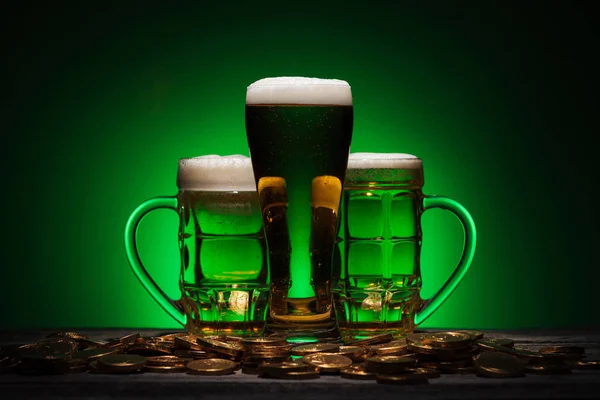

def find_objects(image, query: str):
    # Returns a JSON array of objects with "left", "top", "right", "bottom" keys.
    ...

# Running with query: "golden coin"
[
  {"left": 21, "top": 351, "right": 70, "bottom": 362},
  {"left": 186, "top": 358, "right": 237, "bottom": 376},
  {"left": 247, "top": 346, "right": 290, "bottom": 355},
  {"left": 67, "top": 359, "right": 88, "bottom": 374},
  {"left": 274, "top": 370, "right": 320, "bottom": 380},
  {"left": 221, "top": 336, "right": 245, "bottom": 343},
  {"left": 539, "top": 346, "right": 585, "bottom": 355},
  {"left": 371, "top": 340, "right": 409, "bottom": 356},
  {"left": 337, "top": 345, "right": 365, "bottom": 360},
  {"left": 406, "top": 367, "right": 442, "bottom": 379},
  {"left": 245, "top": 349, "right": 289, "bottom": 357},
  {"left": 471, "top": 341, "right": 514, "bottom": 355},
  {"left": 77, "top": 339, "right": 108, "bottom": 349},
  {"left": 407, "top": 341, "right": 472, "bottom": 357},
  {"left": 241, "top": 337, "right": 288, "bottom": 347},
  {"left": 154, "top": 332, "right": 187, "bottom": 342},
  {"left": 125, "top": 343, "right": 173, "bottom": 356},
  {"left": 197, "top": 337, "right": 244, "bottom": 357},
  {"left": 155, "top": 331, "right": 186, "bottom": 337},
  {"left": 435, "top": 346, "right": 479, "bottom": 362},
  {"left": 418, "top": 332, "right": 472, "bottom": 349},
  {"left": 477, "top": 338, "right": 514, "bottom": 349},
  {"left": 512, "top": 348, "right": 570, "bottom": 363},
  {"left": 340, "top": 365, "right": 377, "bottom": 380},
  {"left": 97, "top": 354, "right": 147, "bottom": 374},
  {"left": 144, "top": 365, "right": 187, "bottom": 373},
  {"left": 105, "top": 333, "right": 142, "bottom": 348},
  {"left": 174, "top": 335, "right": 202, "bottom": 351},
  {"left": 473, "top": 351, "right": 525, "bottom": 378},
  {"left": 290, "top": 343, "right": 339, "bottom": 356},
  {"left": 15, "top": 343, "right": 38, "bottom": 355},
  {"left": 376, "top": 374, "right": 429, "bottom": 385},
  {"left": 253, "top": 344, "right": 294, "bottom": 354},
  {"left": 173, "top": 349, "right": 218, "bottom": 359},
  {"left": 248, "top": 343, "right": 292, "bottom": 353},
  {"left": 73, "top": 347, "right": 119, "bottom": 361},
  {"left": 46, "top": 332, "right": 90, "bottom": 342},
  {"left": 302, "top": 353, "right": 353, "bottom": 373},
  {"left": 456, "top": 330, "right": 484, "bottom": 341},
  {"left": 407, "top": 342, "right": 435, "bottom": 355},
  {"left": 419, "top": 360, "right": 470, "bottom": 371},
  {"left": 146, "top": 355, "right": 191, "bottom": 366},
  {"left": 347, "top": 334, "right": 393, "bottom": 347},
  {"left": 35, "top": 338, "right": 78, "bottom": 356},
  {"left": 118, "top": 333, "right": 143, "bottom": 344},
  {"left": 365, "top": 355, "right": 417, "bottom": 374},
  {"left": 575, "top": 360, "right": 600, "bottom": 370},
  {"left": 258, "top": 361, "right": 311, "bottom": 378},
  {"left": 406, "top": 333, "right": 429, "bottom": 345}
]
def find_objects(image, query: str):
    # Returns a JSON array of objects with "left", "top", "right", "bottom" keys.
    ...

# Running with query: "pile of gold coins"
[{"left": 1, "top": 331, "right": 598, "bottom": 385}]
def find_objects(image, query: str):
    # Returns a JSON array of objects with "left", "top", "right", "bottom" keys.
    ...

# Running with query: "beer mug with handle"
[
  {"left": 333, "top": 153, "right": 477, "bottom": 340},
  {"left": 124, "top": 155, "right": 269, "bottom": 337}
]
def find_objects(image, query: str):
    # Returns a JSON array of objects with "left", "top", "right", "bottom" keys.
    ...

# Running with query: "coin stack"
[{"left": 0, "top": 331, "right": 598, "bottom": 384}]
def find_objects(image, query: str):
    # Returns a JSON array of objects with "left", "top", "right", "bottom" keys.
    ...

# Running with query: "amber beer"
[{"left": 245, "top": 77, "right": 353, "bottom": 335}]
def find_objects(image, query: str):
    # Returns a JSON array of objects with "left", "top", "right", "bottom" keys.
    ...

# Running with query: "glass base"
[
  {"left": 333, "top": 286, "right": 420, "bottom": 342},
  {"left": 182, "top": 285, "right": 269, "bottom": 337},
  {"left": 266, "top": 297, "right": 341, "bottom": 342},
  {"left": 338, "top": 323, "right": 414, "bottom": 342},
  {"left": 265, "top": 322, "right": 341, "bottom": 343}
]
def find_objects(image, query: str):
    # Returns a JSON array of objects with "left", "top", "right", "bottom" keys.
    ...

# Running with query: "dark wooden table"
[{"left": 1, "top": 329, "right": 599, "bottom": 399}]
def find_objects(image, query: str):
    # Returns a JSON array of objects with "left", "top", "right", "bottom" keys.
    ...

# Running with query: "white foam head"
[
  {"left": 347, "top": 153, "right": 423, "bottom": 170},
  {"left": 246, "top": 77, "right": 352, "bottom": 106},
  {"left": 177, "top": 155, "right": 256, "bottom": 191}
]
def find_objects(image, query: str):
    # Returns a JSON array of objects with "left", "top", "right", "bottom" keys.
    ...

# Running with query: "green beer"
[
  {"left": 245, "top": 77, "right": 353, "bottom": 336},
  {"left": 125, "top": 155, "right": 269, "bottom": 337},
  {"left": 334, "top": 153, "right": 476, "bottom": 340}
]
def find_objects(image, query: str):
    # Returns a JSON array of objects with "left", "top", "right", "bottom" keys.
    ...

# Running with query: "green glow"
[{"left": 6, "top": 2, "right": 597, "bottom": 331}]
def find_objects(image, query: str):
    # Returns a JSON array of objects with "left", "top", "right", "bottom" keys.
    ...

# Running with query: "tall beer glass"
[
  {"left": 124, "top": 155, "right": 269, "bottom": 336},
  {"left": 334, "top": 153, "right": 476, "bottom": 340},
  {"left": 245, "top": 77, "right": 353, "bottom": 337}
]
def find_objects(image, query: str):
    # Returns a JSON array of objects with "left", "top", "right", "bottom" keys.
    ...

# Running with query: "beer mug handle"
[
  {"left": 124, "top": 196, "right": 186, "bottom": 326},
  {"left": 414, "top": 195, "right": 477, "bottom": 326}
]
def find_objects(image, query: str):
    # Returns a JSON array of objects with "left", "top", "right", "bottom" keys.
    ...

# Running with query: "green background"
[{"left": 5, "top": 1, "right": 599, "bottom": 330}]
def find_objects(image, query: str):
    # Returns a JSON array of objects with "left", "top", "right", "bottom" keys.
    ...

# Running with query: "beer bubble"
[
  {"left": 246, "top": 77, "right": 353, "bottom": 106},
  {"left": 176, "top": 155, "right": 256, "bottom": 191}
]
